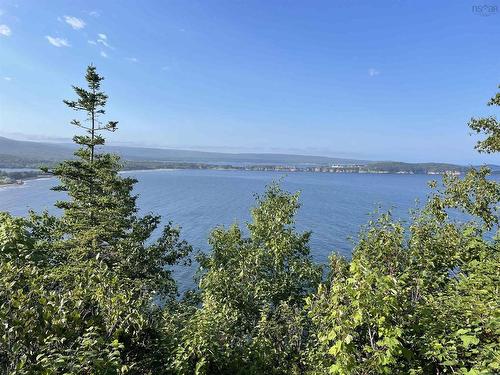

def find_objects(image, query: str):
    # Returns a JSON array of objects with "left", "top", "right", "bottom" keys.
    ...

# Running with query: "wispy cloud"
[
  {"left": 98, "top": 39, "right": 110, "bottom": 48},
  {"left": 88, "top": 10, "right": 100, "bottom": 17},
  {"left": 100, "top": 50, "right": 108, "bottom": 58},
  {"left": 0, "top": 24, "right": 11, "bottom": 36},
  {"left": 97, "top": 33, "right": 112, "bottom": 48},
  {"left": 64, "top": 15, "right": 85, "bottom": 30},
  {"left": 126, "top": 57, "right": 138, "bottom": 63},
  {"left": 3, "top": 76, "right": 12, "bottom": 81},
  {"left": 88, "top": 33, "right": 113, "bottom": 49},
  {"left": 46, "top": 36, "right": 70, "bottom": 47},
  {"left": 368, "top": 68, "right": 380, "bottom": 77}
]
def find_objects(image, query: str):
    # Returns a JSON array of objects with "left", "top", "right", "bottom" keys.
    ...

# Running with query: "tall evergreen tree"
[
  {"left": 50, "top": 65, "right": 136, "bottom": 256},
  {"left": 0, "top": 65, "right": 192, "bottom": 373},
  {"left": 48, "top": 65, "right": 191, "bottom": 299}
]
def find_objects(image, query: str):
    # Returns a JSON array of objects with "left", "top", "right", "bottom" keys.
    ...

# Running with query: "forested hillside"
[
  {"left": 3, "top": 136, "right": 497, "bottom": 175},
  {"left": 0, "top": 67, "right": 498, "bottom": 374},
  {"left": 0, "top": 136, "right": 366, "bottom": 166}
]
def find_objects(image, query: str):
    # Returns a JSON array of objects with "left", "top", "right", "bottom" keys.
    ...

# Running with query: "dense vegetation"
[
  {"left": 358, "top": 162, "right": 468, "bottom": 174},
  {"left": 0, "top": 68, "right": 498, "bottom": 374},
  {"left": 0, "top": 170, "right": 47, "bottom": 185}
]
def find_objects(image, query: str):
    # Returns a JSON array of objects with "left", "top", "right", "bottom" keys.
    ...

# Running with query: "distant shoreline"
[
  {"left": 119, "top": 168, "right": 177, "bottom": 173},
  {"left": 2, "top": 163, "right": 499, "bottom": 188},
  {"left": 0, "top": 174, "right": 53, "bottom": 188}
]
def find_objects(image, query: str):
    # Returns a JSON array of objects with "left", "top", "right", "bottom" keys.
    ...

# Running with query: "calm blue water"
[{"left": 0, "top": 169, "right": 480, "bottom": 289}]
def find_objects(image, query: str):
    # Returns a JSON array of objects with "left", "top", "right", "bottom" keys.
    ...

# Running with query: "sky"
[{"left": 0, "top": 0, "right": 499, "bottom": 164}]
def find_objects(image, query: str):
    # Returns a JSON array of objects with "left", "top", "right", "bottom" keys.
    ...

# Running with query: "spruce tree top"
[{"left": 63, "top": 65, "right": 118, "bottom": 161}]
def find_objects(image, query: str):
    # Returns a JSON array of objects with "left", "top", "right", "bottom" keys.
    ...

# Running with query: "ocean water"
[{"left": 0, "top": 169, "right": 484, "bottom": 289}]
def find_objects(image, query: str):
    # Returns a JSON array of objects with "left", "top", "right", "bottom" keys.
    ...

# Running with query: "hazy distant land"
[{"left": 1, "top": 136, "right": 498, "bottom": 186}]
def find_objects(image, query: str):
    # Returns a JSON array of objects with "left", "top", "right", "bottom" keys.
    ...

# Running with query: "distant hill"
[
  {"left": 0, "top": 136, "right": 368, "bottom": 166},
  {"left": 0, "top": 137, "right": 74, "bottom": 160},
  {"left": 361, "top": 161, "right": 470, "bottom": 174},
  {"left": 1, "top": 137, "right": 498, "bottom": 173}
]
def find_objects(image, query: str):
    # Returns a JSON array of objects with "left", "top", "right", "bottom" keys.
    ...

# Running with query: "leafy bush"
[{"left": 1, "top": 68, "right": 498, "bottom": 374}]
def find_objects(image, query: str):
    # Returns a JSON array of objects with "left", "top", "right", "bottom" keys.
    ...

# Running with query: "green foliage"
[
  {"left": 304, "top": 202, "right": 498, "bottom": 374},
  {"left": 303, "top": 86, "right": 500, "bottom": 374},
  {"left": 469, "top": 84, "right": 500, "bottom": 153},
  {"left": 1, "top": 69, "right": 498, "bottom": 374},
  {"left": 175, "top": 184, "right": 321, "bottom": 374},
  {"left": 0, "top": 66, "right": 191, "bottom": 373},
  {"left": 49, "top": 65, "right": 192, "bottom": 299},
  {"left": 427, "top": 167, "right": 500, "bottom": 230},
  {"left": 50, "top": 65, "right": 136, "bottom": 253}
]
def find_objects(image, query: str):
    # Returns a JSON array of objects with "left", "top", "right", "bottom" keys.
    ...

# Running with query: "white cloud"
[
  {"left": 161, "top": 65, "right": 171, "bottom": 71},
  {"left": 100, "top": 50, "right": 108, "bottom": 58},
  {"left": 98, "top": 39, "right": 110, "bottom": 47},
  {"left": 368, "top": 68, "right": 380, "bottom": 77},
  {"left": 96, "top": 33, "right": 112, "bottom": 48},
  {"left": 126, "top": 57, "right": 138, "bottom": 63},
  {"left": 3, "top": 77, "right": 12, "bottom": 81},
  {"left": 89, "top": 10, "right": 100, "bottom": 17},
  {"left": 46, "top": 36, "right": 70, "bottom": 47},
  {"left": 64, "top": 15, "right": 86, "bottom": 30},
  {"left": 0, "top": 24, "right": 11, "bottom": 36},
  {"left": 88, "top": 33, "right": 113, "bottom": 49}
]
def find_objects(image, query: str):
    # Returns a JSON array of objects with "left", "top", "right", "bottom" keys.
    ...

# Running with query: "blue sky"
[{"left": 0, "top": 0, "right": 499, "bottom": 164}]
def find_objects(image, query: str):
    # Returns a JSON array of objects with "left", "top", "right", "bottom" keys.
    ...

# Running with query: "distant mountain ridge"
[
  {"left": 1, "top": 136, "right": 498, "bottom": 173},
  {"left": 0, "top": 136, "right": 368, "bottom": 165}
]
